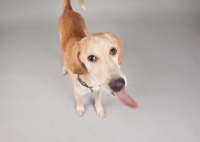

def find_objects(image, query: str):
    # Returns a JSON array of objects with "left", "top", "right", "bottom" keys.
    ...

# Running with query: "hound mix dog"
[{"left": 58, "top": 0, "right": 138, "bottom": 117}]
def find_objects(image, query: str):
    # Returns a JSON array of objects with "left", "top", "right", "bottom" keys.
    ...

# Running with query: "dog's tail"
[
  {"left": 63, "top": 0, "right": 86, "bottom": 11},
  {"left": 78, "top": 0, "right": 86, "bottom": 11}
]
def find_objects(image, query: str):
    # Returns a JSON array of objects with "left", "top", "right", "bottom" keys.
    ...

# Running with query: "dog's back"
[{"left": 58, "top": 0, "right": 87, "bottom": 57}]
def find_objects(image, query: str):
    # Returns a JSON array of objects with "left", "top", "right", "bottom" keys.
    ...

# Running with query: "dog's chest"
[{"left": 88, "top": 79, "right": 101, "bottom": 92}]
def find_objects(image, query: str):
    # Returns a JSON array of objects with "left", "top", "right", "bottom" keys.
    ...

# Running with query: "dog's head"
[{"left": 65, "top": 32, "right": 127, "bottom": 94}]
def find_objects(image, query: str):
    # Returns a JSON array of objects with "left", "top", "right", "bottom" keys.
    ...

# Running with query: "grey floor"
[{"left": 1, "top": 0, "right": 200, "bottom": 142}]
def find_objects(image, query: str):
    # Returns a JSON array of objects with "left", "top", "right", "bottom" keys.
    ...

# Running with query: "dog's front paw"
[
  {"left": 95, "top": 105, "right": 105, "bottom": 118},
  {"left": 76, "top": 107, "right": 84, "bottom": 116}
]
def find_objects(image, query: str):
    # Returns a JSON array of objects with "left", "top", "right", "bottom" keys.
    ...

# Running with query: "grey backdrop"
[{"left": 1, "top": 0, "right": 200, "bottom": 142}]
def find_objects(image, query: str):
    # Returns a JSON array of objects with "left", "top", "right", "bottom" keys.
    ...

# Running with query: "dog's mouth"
[{"left": 112, "top": 89, "right": 138, "bottom": 109}]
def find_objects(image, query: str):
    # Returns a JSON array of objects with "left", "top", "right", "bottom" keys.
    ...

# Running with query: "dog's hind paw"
[
  {"left": 62, "top": 70, "right": 68, "bottom": 75},
  {"left": 62, "top": 66, "right": 68, "bottom": 75}
]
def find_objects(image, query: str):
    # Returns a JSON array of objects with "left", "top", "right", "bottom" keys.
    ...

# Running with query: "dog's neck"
[
  {"left": 78, "top": 74, "right": 94, "bottom": 92},
  {"left": 77, "top": 72, "right": 101, "bottom": 92}
]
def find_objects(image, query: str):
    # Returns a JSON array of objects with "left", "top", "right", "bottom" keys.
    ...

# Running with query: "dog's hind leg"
[
  {"left": 59, "top": 30, "right": 68, "bottom": 75},
  {"left": 95, "top": 88, "right": 105, "bottom": 117}
]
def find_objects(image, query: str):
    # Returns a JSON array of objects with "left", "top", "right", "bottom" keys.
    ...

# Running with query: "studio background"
[{"left": 0, "top": 0, "right": 200, "bottom": 142}]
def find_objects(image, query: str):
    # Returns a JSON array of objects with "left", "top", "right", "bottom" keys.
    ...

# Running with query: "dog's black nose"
[{"left": 109, "top": 78, "right": 125, "bottom": 92}]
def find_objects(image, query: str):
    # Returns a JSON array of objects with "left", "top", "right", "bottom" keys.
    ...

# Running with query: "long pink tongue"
[{"left": 114, "top": 89, "right": 138, "bottom": 109}]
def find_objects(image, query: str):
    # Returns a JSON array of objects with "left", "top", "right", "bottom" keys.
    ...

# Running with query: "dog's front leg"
[
  {"left": 95, "top": 88, "right": 105, "bottom": 117},
  {"left": 74, "top": 89, "right": 84, "bottom": 116}
]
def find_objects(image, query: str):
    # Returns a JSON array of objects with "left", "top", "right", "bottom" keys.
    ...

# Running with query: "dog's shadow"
[
  {"left": 77, "top": 93, "right": 115, "bottom": 115},
  {"left": 82, "top": 93, "right": 96, "bottom": 112}
]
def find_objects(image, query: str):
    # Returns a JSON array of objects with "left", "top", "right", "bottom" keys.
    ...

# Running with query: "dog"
[{"left": 58, "top": 0, "right": 138, "bottom": 117}]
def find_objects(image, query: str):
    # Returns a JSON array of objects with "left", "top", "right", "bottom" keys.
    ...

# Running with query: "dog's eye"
[
  {"left": 88, "top": 55, "right": 96, "bottom": 62},
  {"left": 110, "top": 48, "right": 117, "bottom": 55}
]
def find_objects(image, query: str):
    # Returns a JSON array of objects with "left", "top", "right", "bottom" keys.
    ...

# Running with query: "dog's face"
[{"left": 65, "top": 32, "right": 127, "bottom": 94}]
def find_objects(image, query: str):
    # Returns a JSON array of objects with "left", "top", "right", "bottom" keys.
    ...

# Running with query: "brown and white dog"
[{"left": 58, "top": 0, "right": 138, "bottom": 117}]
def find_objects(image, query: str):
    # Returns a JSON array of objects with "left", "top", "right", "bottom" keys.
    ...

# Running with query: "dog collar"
[{"left": 77, "top": 74, "right": 94, "bottom": 92}]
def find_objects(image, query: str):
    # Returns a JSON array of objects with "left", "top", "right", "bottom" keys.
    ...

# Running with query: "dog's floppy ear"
[
  {"left": 64, "top": 42, "right": 86, "bottom": 74},
  {"left": 105, "top": 32, "right": 123, "bottom": 64}
]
